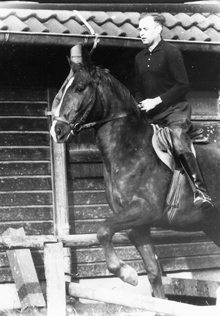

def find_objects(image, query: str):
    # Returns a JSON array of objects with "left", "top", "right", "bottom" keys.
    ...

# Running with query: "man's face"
[{"left": 138, "top": 16, "right": 160, "bottom": 46}]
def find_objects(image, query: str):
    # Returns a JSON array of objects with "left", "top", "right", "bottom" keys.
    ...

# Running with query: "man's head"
[{"left": 138, "top": 13, "right": 165, "bottom": 47}]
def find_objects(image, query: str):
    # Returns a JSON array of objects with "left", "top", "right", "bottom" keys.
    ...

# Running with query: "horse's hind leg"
[
  {"left": 97, "top": 218, "right": 138, "bottom": 286},
  {"left": 128, "top": 226, "right": 166, "bottom": 299}
]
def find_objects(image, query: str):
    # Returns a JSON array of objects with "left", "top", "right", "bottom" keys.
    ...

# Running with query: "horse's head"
[{"left": 50, "top": 50, "right": 99, "bottom": 143}]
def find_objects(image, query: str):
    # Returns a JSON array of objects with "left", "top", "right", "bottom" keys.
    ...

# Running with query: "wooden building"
[{"left": 0, "top": 0, "right": 220, "bottom": 307}]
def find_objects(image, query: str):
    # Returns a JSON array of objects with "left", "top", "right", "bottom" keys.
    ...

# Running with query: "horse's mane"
[{"left": 96, "top": 66, "right": 140, "bottom": 116}]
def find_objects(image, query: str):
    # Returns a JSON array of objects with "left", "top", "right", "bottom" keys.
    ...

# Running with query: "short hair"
[{"left": 139, "top": 13, "right": 166, "bottom": 27}]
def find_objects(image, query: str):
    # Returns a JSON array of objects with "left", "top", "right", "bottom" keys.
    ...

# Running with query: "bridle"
[{"left": 53, "top": 72, "right": 130, "bottom": 134}]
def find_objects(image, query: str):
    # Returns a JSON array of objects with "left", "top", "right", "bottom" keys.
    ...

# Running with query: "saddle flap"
[
  {"left": 151, "top": 124, "right": 196, "bottom": 171},
  {"left": 151, "top": 124, "right": 175, "bottom": 171}
]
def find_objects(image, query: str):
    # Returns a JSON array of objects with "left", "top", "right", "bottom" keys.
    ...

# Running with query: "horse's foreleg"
[
  {"left": 97, "top": 220, "right": 138, "bottom": 286},
  {"left": 127, "top": 227, "right": 166, "bottom": 299}
]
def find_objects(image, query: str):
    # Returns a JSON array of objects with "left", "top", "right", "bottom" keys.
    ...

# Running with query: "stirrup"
[{"left": 194, "top": 190, "right": 214, "bottom": 210}]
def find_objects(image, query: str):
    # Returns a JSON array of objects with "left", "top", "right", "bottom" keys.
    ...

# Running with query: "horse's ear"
[
  {"left": 67, "top": 56, "right": 82, "bottom": 73},
  {"left": 81, "top": 48, "right": 94, "bottom": 73}
]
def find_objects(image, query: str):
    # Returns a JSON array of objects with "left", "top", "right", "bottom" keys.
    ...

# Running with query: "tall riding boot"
[{"left": 178, "top": 152, "right": 214, "bottom": 211}]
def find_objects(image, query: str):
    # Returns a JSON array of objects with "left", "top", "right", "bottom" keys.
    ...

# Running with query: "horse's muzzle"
[{"left": 50, "top": 120, "right": 72, "bottom": 143}]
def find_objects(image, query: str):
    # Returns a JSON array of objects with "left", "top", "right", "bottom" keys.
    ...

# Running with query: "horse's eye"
[{"left": 76, "top": 84, "right": 85, "bottom": 92}]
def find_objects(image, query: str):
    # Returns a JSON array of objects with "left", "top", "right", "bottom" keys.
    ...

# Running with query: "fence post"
[{"left": 44, "top": 242, "right": 66, "bottom": 316}]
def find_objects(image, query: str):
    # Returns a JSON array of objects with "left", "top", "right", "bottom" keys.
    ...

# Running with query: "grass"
[{"left": 0, "top": 302, "right": 155, "bottom": 316}]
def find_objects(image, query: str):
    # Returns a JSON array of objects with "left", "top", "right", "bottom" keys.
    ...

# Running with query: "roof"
[{"left": 0, "top": 6, "right": 220, "bottom": 51}]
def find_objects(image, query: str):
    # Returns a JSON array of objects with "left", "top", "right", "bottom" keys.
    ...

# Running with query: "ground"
[{"left": 0, "top": 296, "right": 216, "bottom": 316}]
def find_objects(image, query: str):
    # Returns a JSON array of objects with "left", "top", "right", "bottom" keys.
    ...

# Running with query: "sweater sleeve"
[{"left": 160, "top": 47, "right": 190, "bottom": 106}]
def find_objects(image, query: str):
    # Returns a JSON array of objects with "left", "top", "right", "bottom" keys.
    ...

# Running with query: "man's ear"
[{"left": 156, "top": 24, "right": 163, "bottom": 35}]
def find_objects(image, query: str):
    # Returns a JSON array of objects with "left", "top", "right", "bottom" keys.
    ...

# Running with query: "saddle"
[{"left": 152, "top": 124, "right": 209, "bottom": 224}]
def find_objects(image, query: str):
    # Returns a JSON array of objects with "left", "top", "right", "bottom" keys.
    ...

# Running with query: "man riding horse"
[{"left": 135, "top": 13, "right": 214, "bottom": 215}]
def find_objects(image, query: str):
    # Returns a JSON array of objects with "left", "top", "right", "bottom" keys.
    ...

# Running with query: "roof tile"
[
  {"left": 24, "top": 17, "right": 49, "bottom": 33},
  {"left": 207, "top": 14, "right": 220, "bottom": 31},
  {"left": 91, "top": 11, "right": 111, "bottom": 25},
  {"left": 162, "top": 26, "right": 179, "bottom": 40},
  {"left": 205, "top": 28, "right": 220, "bottom": 42},
  {"left": 174, "top": 13, "right": 198, "bottom": 29},
  {"left": 74, "top": 11, "right": 95, "bottom": 24},
  {"left": 173, "top": 25, "right": 211, "bottom": 41},
  {"left": 13, "top": 9, "right": 34, "bottom": 20},
  {"left": 3, "top": 16, "right": 30, "bottom": 32},
  {"left": 0, "top": 9, "right": 219, "bottom": 44},
  {"left": 0, "top": 9, "right": 13, "bottom": 19},
  {"left": 0, "top": 20, "right": 8, "bottom": 31},
  {"left": 106, "top": 12, "right": 131, "bottom": 26},
  {"left": 63, "top": 19, "right": 89, "bottom": 35},
  {"left": 120, "top": 22, "right": 139, "bottom": 38},
  {"left": 163, "top": 12, "right": 181, "bottom": 28},
  {"left": 53, "top": 10, "right": 73, "bottom": 23},
  {"left": 32, "top": 10, "right": 56, "bottom": 22},
  {"left": 124, "top": 12, "right": 140, "bottom": 27},
  {"left": 44, "top": 18, "right": 70, "bottom": 34},
  {"left": 88, "top": 20, "right": 108, "bottom": 35},
  {"left": 191, "top": 13, "right": 214, "bottom": 31},
  {"left": 101, "top": 22, "right": 126, "bottom": 37}
]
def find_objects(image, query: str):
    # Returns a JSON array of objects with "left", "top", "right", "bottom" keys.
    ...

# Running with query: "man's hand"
[{"left": 138, "top": 97, "right": 162, "bottom": 113}]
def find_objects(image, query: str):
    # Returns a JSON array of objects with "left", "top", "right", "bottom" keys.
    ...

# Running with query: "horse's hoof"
[{"left": 118, "top": 262, "right": 138, "bottom": 286}]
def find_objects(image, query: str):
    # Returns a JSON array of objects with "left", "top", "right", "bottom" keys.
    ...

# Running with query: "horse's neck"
[{"left": 98, "top": 80, "right": 136, "bottom": 119}]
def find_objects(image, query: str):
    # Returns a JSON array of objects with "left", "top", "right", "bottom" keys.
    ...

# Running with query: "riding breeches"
[{"left": 150, "top": 101, "right": 193, "bottom": 156}]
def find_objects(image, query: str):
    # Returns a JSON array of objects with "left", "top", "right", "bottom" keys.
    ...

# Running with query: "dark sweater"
[{"left": 135, "top": 39, "right": 190, "bottom": 117}]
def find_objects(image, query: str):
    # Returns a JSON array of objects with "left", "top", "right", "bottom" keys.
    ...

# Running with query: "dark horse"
[{"left": 51, "top": 50, "right": 220, "bottom": 299}]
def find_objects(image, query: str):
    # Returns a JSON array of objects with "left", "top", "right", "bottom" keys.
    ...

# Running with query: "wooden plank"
[
  {"left": 0, "top": 177, "right": 52, "bottom": 191},
  {"left": 0, "top": 102, "right": 47, "bottom": 115},
  {"left": 68, "top": 163, "right": 104, "bottom": 178},
  {"left": 0, "top": 148, "right": 50, "bottom": 161},
  {"left": 68, "top": 149, "right": 101, "bottom": 162},
  {"left": 0, "top": 162, "right": 51, "bottom": 176},
  {"left": 0, "top": 235, "right": 57, "bottom": 250},
  {"left": 44, "top": 243, "right": 66, "bottom": 316},
  {"left": 0, "top": 222, "right": 54, "bottom": 235},
  {"left": 68, "top": 178, "right": 105, "bottom": 191},
  {"left": 68, "top": 190, "right": 107, "bottom": 205},
  {"left": 71, "top": 255, "right": 220, "bottom": 278},
  {"left": 69, "top": 205, "right": 112, "bottom": 220},
  {"left": 0, "top": 206, "right": 53, "bottom": 221},
  {"left": 0, "top": 88, "right": 47, "bottom": 101},
  {"left": 0, "top": 266, "right": 45, "bottom": 283},
  {"left": 188, "top": 90, "right": 219, "bottom": 116},
  {"left": 71, "top": 242, "right": 220, "bottom": 263},
  {"left": 0, "top": 133, "right": 50, "bottom": 146},
  {"left": 0, "top": 118, "right": 48, "bottom": 131},
  {"left": 0, "top": 192, "right": 52, "bottom": 206},
  {"left": 60, "top": 231, "right": 208, "bottom": 248},
  {"left": 67, "top": 282, "right": 218, "bottom": 316},
  {"left": 4, "top": 228, "right": 45, "bottom": 309},
  {"left": 163, "top": 277, "right": 220, "bottom": 298},
  {"left": 70, "top": 219, "right": 104, "bottom": 234}
]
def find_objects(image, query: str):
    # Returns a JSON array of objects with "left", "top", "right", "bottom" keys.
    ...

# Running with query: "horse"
[{"left": 50, "top": 49, "right": 220, "bottom": 299}]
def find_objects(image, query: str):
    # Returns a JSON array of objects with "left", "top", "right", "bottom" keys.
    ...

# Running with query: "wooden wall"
[{"left": 0, "top": 87, "right": 53, "bottom": 282}]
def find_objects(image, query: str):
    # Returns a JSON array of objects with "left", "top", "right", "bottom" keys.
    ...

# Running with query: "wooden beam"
[
  {"left": 67, "top": 282, "right": 219, "bottom": 316},
  {"left": 0, "top": 234, "right": 57, "bottom": 249},
  {"left": 4, "top": 228, "right": 45, "bottom": 309},
  {"left": 44, "top": 243, "right": 66, "bottom": 316}
]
